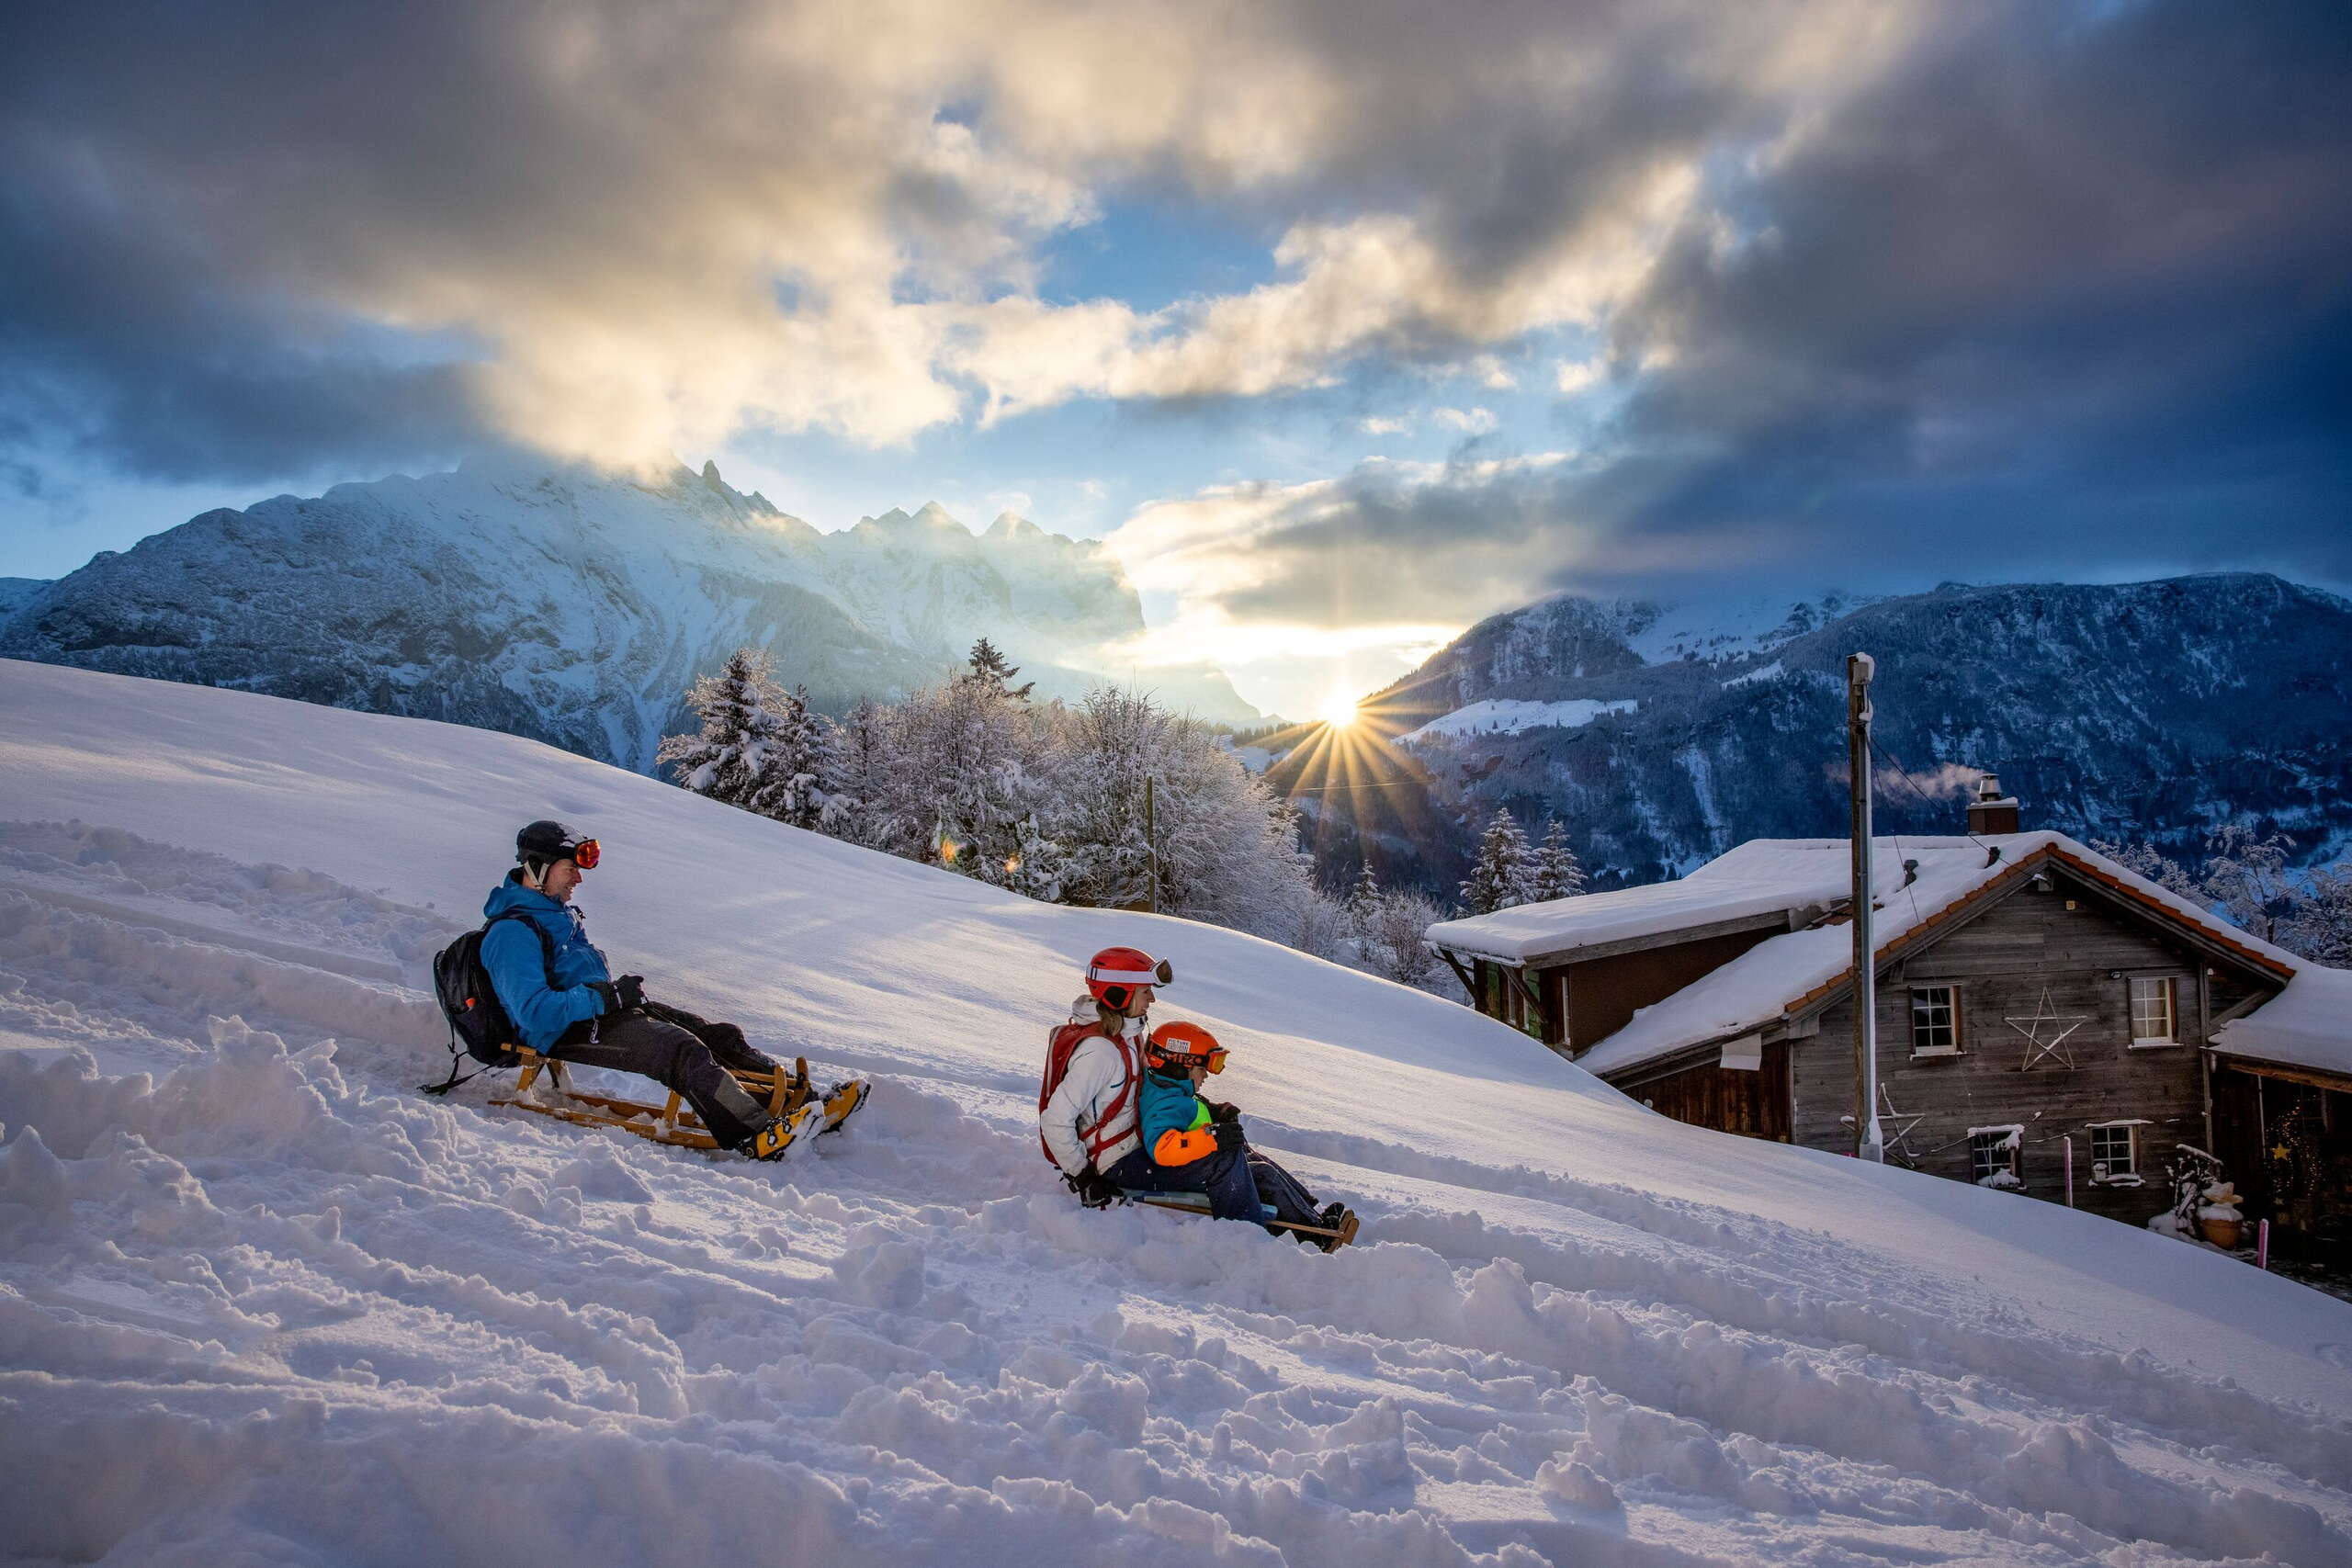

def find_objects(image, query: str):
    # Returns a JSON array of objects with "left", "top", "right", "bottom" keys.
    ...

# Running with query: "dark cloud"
[
  {"left": 1585, "top": 0, "right": 2352, "bottom": 589},
  {"left": 4, "top": 0, "right": 2346, "bottom": 621},
  {"left": 1127, "top": 0, "right": 2352, "bottom": 628}
]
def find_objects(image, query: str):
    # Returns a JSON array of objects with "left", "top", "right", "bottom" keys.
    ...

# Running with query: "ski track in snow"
[{"left": 2, "top": 821, "right": 2348, "bottom": 1566}]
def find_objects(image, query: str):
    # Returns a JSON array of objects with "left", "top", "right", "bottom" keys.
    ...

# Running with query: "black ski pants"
[
  {"left": 1104, "top": 1143, "right": 1323, "bottom": 1231},
  {"left": 551, "top": 1000, "right": 778, "bottom": 1149}
]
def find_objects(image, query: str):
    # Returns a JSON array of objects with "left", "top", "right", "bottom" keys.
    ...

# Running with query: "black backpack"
[{"left": 424, "top": 911, "right": 555, "bottom": 1094}]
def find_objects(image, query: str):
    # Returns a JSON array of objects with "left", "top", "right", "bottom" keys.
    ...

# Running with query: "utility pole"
[
  {"left": 1848, "top": 652, "right": 1883, "bottom": 1163},
  {"left": 1144, "top": 774, "right": 1159, "bottom": 914}
]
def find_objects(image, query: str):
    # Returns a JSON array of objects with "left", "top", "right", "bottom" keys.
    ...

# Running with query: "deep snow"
[{"left": 2, "top": 660, "right": 2348, "bottom": 1567}]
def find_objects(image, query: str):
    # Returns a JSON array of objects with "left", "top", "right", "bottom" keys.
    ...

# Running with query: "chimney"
[{"left": 1967, "top": 772, "right": 2020, "bottom": 835}]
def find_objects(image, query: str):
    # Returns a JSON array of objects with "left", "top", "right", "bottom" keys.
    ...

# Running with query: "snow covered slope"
[
  {"left": 0, "top": 457, "right": 1259, "bottom": 773},
  {"left": 3, "top": 659, "right": 2348, "bottom": 1567}
]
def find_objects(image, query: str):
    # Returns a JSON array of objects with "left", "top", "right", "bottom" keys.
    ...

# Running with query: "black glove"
[
  {"left": 1064, "top": 1168, "right": 1121, "bottom": 1209},
  {"left": 587, "top": 980, "right": 618, "bottom": 1012},
  {"left": 1212, "top": 1119, "right": 1246, "bottom": 1154},
  {"left": 614, "top": 974, "right": 647, "bottom": 1010},
  {"left": 1204, "top": 1100, "right": 1240, "bottom": 1124}
]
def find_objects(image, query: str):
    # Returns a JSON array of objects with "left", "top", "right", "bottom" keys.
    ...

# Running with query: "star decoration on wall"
[
  {"left": 1878, "top": 1087, "right": 1928, "bottom": 1162},
  {"left": 2007, "top": 986, "right": 2089, "bottom": 1070}
]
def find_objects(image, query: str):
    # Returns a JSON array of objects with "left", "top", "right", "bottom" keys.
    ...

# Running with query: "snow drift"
[{"left": 1, "top": 659, "right": 2347, "bottom": 1567}]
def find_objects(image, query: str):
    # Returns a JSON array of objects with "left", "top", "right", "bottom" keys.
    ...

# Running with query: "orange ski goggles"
[{"left": 569, "top": 838, "right": 601, "bottom": 869}]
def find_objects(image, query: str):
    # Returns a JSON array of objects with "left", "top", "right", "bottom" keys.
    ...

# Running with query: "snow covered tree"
[
  {"left": 658, "top": 647, "right": 797, "bottom": 815},
  {"left": 894, "top": 665, "right": 1039, "bottom": 884},
  {"left": 2198, "top": 824, "right": 2300, "bottom": 946},
  {"left": 1347, "top": 861, "right": 1384, "bottom": 934},
  {"left": 1459, "top": 808, "right": 1534, "bottom": 916},
  {"left": 967, "top": 637, "right": 1035, "bottom": 701},
  {"left": 2094, "top": 827, "right": 2352, "bottom": 964},
  {"left": 819, "top": 698, "right": 908, "bottom": 852},
  {"left": 2286, "top": 862, "right": 2352, "bottom": 965},
  {"left": 762, "top": 684, "right": 834, "bottom": 830},
  {"left": 1361, "top": 888, "right": 1445, "bottom": 988},
  {"left": 1526, "top": 817, "right": 1587, "bottom": 902}
]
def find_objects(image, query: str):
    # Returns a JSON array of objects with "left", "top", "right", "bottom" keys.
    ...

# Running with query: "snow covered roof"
[
  {"left": 1428, "top": 835, "right": 1944, "bottom": 964},
  {"left": 1550, "top": 833, "right": 2302, "bottom": 1079},
  {"left": 2211, "top": 964, "right": 2352, "bottom": 1082}
]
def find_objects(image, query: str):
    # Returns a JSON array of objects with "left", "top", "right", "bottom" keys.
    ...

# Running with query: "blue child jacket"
[
  {"left": 481, "top": 874, "right": 612, "bottom": 1053},
  {"left": 1139, "top": 1066, "right": 1217, "bottom": 1166}
]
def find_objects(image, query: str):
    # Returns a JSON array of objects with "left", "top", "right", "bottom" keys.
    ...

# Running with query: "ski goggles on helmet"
[
  {"left": 1147, "top": 1022, "right": 1226, "bottom": 1074},
  {"left": 1089, "top": 955, "right": 1173, "bottom": 988},
  {"left": 568, "top": 838, "right": 600, "bottom": 869}
]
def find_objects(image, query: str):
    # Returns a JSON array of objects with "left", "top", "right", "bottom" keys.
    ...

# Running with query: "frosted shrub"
[{"left": 660, "top": 650, "right": 1326, "bottom": 956}]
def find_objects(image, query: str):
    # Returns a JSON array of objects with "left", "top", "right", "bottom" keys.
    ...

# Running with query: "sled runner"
[
  {"left": 1120, "top": 1189, "right": 1362, "bottom": 1251},
  {"left": 492, "top": 1049, "right": 869, "bottom": 1155}
]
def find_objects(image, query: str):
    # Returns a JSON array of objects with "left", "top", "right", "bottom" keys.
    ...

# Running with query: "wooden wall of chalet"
[
  {"left": 1625, "top": 1043, "right": 1792, "bottom": 1142},
  {"left": 1557, "top": 928, "right": 1781, "bottom": 1052},
  {"left": 1790, "top": 874, "right": 2224, "bottom": 1225}
]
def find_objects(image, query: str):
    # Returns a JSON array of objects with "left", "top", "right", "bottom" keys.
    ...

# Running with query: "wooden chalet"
[{"left": 1430, "top": 791, "right": 2347, "bottom": 1233}]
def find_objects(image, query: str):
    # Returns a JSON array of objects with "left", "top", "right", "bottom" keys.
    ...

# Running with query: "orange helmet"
[
  {"left": 1086, "top": 946, "right": 1172, "bottom": 1010},
  {"left": 1146, "top": 1021, "right": 1227, "bottom": 1076}
]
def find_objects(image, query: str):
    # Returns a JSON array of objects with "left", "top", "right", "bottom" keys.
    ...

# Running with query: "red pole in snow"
[
  {"left": 2064, "top": 1136, "right": 2075, "bottom": 1207},
  {"left": 2257, "top": 1218, "right": 2270, "bottom": 1270}
]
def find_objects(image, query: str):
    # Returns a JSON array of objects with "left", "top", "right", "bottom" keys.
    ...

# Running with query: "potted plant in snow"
[{"left": 2198, "top": 1183, "right": 2245, "bottom": 1250}]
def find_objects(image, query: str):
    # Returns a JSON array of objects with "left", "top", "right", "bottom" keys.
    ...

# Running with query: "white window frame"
[
  {"left": 2086, "top": 1120, "right": 2146, "bottom": 1185},
  {"left": 1969, "top": 1125, "right": 2023, "bottom": 1187},
  {"left": 1910, "top": 984, "right": 1962, "bottom": 1057},
  {"left": 2127, "top": 976, "right": 2179, "bottom": 1047}
]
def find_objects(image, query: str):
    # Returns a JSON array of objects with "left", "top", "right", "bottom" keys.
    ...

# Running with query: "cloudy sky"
[{"left": 4, "top": 0, "right": 2346, "bottom": 716}]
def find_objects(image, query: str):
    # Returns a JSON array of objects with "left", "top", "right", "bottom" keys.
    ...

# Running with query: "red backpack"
[{"left": 1038, "top": 1019, "right": 1139, "bottom": 1168}]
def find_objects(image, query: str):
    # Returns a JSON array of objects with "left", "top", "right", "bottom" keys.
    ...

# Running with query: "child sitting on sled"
[{"left": 1131, "top": 1021, "right": 1356, "bottom": 1250}]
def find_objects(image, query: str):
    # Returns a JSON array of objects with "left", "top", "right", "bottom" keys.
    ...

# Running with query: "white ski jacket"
[{"left": 1040, "top": 1014, "right": 1146, "bottom": 1176}]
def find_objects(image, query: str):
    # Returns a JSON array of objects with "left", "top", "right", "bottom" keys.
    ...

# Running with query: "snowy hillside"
[
  {"left": 0, "top": 457, "right": 1259, "bottom": 773},
  {"left": 4, "top": 660, "right": 2349, "bottom": 1566}
]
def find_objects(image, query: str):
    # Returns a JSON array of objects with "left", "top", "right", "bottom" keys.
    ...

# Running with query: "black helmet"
[{"left": 516, "top": 819, "right": 599, "bottom": 868}]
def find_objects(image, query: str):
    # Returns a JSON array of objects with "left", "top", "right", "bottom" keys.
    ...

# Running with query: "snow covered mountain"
[
  {"left": 1352, "top": 574, "right": 2352, "bottom": 890},
  {"left": 0, "top": 457, "right": 1258, "bottom": 772},
  {"left": 3, "top": 658, "right": 2349, "bottom": 1565}
]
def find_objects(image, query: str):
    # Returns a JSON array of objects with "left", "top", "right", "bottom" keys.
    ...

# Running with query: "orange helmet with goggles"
[
  {"left": 1085, "top": 945, "right": 1171, "bottom": 1010},
  {"left": 517, "top": 819, "right": 600, "bottom": 870},
  {"left": 1145, "top": 1021, "right": 1226, "bottom": 1076}
]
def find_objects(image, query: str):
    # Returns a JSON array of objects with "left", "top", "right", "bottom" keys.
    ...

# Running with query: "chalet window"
[
  {"left": 1500, "top": 969, "right": 1544, "bottom": 1042},
  {"left": 2127, "top": 976, "right": 2178, "bottom": 1045},
  {"left": 2087, "top": 1122, "right": 2143, "bottom": 1184},
  {"left": 1969, "top": 1126, "right": 2023, "bottom": 1189},
  {"left": 1910, "top": 985, "right": 1961, "bottom": 1055}
]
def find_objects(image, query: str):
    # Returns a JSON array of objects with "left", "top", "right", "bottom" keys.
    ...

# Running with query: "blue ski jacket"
[
  {"left": 481, "top": 874, "right": 612, "bottom": 1053},
  {"left": 1139, "top": 1066, "right": 1217, "bottom": 1166}
]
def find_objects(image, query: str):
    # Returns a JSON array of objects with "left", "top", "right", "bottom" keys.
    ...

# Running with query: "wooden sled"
[
  {"left": 492, "top": 1048, "right": 868, "bottom": 1153},
  {"left": 1121, "top": 1189, "right": 1362, "bottom": 1250}
]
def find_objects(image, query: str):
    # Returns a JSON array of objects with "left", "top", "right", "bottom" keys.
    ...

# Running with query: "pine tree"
[
  {"left": 1347, "top": 861, "right": 1384, "bottom": 932},
  {"left": 967, "top": 637, "right": 1035, "bottom": 701},
  {"left": 1459, "top": 807, "right": 1534, "bottom": 916},
  {"left": 750, "top": 683, "right": 832, "bottom": 829},
  {"left": 820, "top": 698, "right": 900, "bottom": 850},
  {"left": 657, "top": 647, "right": 791, "bottom": 811},
  {"left": 1526, "top": 818, "right": 1587, "bottom": 902}
]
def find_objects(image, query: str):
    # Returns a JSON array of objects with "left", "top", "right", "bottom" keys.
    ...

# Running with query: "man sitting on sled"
[{"left": 481, "top": 819, "right": 822, "bottom": 1159}]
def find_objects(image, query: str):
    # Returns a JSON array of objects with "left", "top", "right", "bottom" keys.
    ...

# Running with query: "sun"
[{"left": 1317, "top": 691, "right": 1361, "bottom": 728}]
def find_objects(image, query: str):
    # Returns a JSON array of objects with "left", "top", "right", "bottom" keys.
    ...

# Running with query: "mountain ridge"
[
  {"left": 1313, "top": 572, "right": 2352, "bottom": 894},
  {"left": 0, "top": 457, "right": 1261, "bottom": 771}
]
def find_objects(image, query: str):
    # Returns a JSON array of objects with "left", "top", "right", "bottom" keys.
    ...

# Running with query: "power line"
[{"left": 1274, "top": 778, "right": 1433, "bottom": 794}]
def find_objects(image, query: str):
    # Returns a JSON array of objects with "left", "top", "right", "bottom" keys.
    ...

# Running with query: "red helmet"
[
  {"left": 1146, "top": 1021, "right": 1226, "bottom": 1076},
  {"left": 1086, "top": 945, "right": 1172, "bottom": 1010}
]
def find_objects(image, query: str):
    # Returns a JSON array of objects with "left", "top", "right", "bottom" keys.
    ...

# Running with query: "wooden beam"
[
  {"left": 2212, "top": 1054, "right": 2352, "bottom": 1097},
  {"left": 1433, "top": 945, "right": 1478, "bottom": 999}
]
